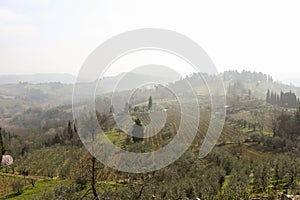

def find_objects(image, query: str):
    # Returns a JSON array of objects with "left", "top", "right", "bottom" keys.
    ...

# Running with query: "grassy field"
[
  {"left": 1, "top": 176, "right": 124, "bottom": 200},
  {"left": 2, "top": 178, "right": 70, "bottom": 200},
  {"left": 0, "top": 173, "right": 40, "bottom": 199}
]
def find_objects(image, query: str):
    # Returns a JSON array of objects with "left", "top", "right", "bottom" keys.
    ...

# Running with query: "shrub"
[{"left": 12, "top": 180, "right": 24, "bottom": 194}]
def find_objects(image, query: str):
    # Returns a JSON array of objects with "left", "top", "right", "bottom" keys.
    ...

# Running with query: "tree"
[
  {"left": 273, "top": 155, "right": 287, "bottom": 190},
  {"left": 270, "top": 109, "right": 280, "bottom": 136},
  {"left": 132, "top": 118, "right": 144, "bottom": 143},
  {"left": 257, "top": 110, "right": 265, "bottom": 134},
  {"left": 0, "top": 127, "right": 4, "bottom": 165},
  {"left": 295, "top": 107, "right": 300, "bottom": 124},
  {"left": 148, "top": 96, "right": 153, "bottom": 110},
  {"left": 72, "top": 120, "right": 82, "bottom": 147},
  {"left": 109, "top": 105, "right": 114, "bottom": 114},
  {"left": 250, "top": 110, "right": 265, "bottom": 134},
  {"left": 253, "top": 162, "right": 270, "bottom": 192},
  {"left": 267, "top": 90, "right": 299, "bottom": 108},
  {"left": 91, "top": 156, "right": 99, "bottom": 200},
  {"left": 67, "top": 121, "right": 73, "bottom": 141},
  {"left": 127, "top": 174, "right": 148, "bottom": 199},
  {"left": 266, "top": 89, "right": 270, "bottom": 103},
  {"left": 224, "top": 169, "right": 249, "bottom": 199}
]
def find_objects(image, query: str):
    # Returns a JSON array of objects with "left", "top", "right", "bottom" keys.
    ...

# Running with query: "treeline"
[
  {"left": 0, "top": 119, "right": 82, "bottom": 164},
  {"left": 172, "top": 70, "right": 271, "bottom": 93},
  {"left": 223, "top": 70, "right": 272, "bottom": 82},
  {"left": 184, "top": 70, "right": 272, "bottom": 83},
  {"left": 266, "top": 90, "right": 300, "bottom": 108}
]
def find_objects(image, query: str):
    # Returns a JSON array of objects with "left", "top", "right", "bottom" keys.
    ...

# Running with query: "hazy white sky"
[{"left": 1, "top": 0, "right": 300, "bottom": 83}]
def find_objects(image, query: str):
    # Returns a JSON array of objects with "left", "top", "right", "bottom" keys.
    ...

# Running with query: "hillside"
[{"left": 1, "top": 70, "right": 300, "bottom": 199}]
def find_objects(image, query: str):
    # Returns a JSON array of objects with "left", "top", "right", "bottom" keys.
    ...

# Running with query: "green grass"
[
  {"left": 2, "top": 175, "right": 123, "bottom": 200},
  {"left": 105, "top": 129, "right": 127, "bottom": 147},
  {"left": 95, "top": 129, "right": 128, "bottom": 148},
  {"left": 4, "top": 178, "right": 70, "bottom": 200}
]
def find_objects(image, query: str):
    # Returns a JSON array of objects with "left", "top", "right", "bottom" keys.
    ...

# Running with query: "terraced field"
[
  {"left": 109, "top": 98, "right": 251, "bottom": 153},
  {"left": 0, "top": 174, "right": 14, "bottom": 198},
  {"left": 0, "top": 173, "right": 34, "bottom": 198}
]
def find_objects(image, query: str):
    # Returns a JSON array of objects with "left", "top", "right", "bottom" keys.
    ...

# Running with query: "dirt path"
[{"left": 0, "top": 172, "right": 43, "bottom": 181}]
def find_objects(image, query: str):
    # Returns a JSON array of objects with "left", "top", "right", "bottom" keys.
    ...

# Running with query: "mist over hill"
[
  {"left": 0, "top": 65, "right": 181, "bottom": 86},
  {"left": 274, "top": 73, "right": 300, "bottom": 87},
  {"left": 0, "top": 73, "right": 76, "bottom": 84},
  {"left": 0, "top": 70, "right": 299, "bottom": 108},
  {"left": 0, "top": 70, "right": 299, "bottom": 89}
]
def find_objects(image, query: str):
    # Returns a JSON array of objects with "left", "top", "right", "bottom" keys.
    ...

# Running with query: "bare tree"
[
  {"left": 269, "top": 108, "right": 280, "bottom": 136},
  {"left": 128, "top": 174, "right": 149, "bottom": 200}
]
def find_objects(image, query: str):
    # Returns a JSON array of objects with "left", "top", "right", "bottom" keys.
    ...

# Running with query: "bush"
[
  {"left": 53, "top": 184, "right": 82, "bottom": 200},
  {"left": 12, "top": 180, "right": 24, "bottom": 194},
  {"left": 250, "top": 133, "right": 263, "bottom": 144},
  {"left": 33, "top": 184, "right": 82, "bottom": 200},
  {"left": 75, "top": 176, "right": 88, "bottom": 190}
]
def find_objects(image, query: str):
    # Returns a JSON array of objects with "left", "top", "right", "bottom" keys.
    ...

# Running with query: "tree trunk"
[{"left": 91, "top": 156, "right": 99, "bottom": 200}]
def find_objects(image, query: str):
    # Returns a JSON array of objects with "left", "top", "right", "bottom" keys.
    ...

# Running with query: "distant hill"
[
  {"left": 0, "top": 70, "right": 299, "bottom": 107},
  {"left": 0, "top": 69, "right": 181, "bottom": 107},
  {"left": 222, "top": 70, "right": 300, "bottom": 98},
  {"left": 0, "top": 65, "right": 181, "bottom": 86},
  {"left": 0, "top": 73, "right": 76, "bottom": 84},
  {"left": 169, "top": 70, "right": 300, "bottom": 100},
  {"left": 97, "top": 70, "right": 181, "bottom": 93}
]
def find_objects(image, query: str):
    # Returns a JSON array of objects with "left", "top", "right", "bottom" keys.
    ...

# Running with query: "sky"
[{"left": 0, "top": 0, "right": 300, "bottom": 84}]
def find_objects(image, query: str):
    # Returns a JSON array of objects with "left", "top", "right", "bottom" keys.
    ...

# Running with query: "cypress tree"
[
  {"left": 148, "top": 96, "right": 153, "bottom": 110},
  {"left": 266, "top": 90, "right": 270, "bottom": 103},
  {"left": 132, "top": 118, "right": 144, "bottom": 143},
  {"left": 276, "top": 94, "right": 280, "bottom": 105},
  {"left": 67, "top": 121, "right": 73, "bottom": 140},
  {"left": 109, "top": 105, "right": 114, "bottom": 114}
]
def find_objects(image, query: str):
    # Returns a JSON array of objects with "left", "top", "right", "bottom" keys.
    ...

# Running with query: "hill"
[{"left": 0, "top": 74, "right": 76, "bottom": 85}]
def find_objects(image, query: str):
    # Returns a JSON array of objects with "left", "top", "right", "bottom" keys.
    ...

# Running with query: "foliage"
[
  {"left": 132, "top": 118, "right": 144, "bottom": 143},
  {"left": 12, "top": 180, "right": 24, "bottom": 195},
  {"left": 267, "top": 90, "right": 300, "bottom": 108},
  {"left": 148, "top": 96, "right": 152, "bottom": 110},
  {"left": 15, "top": 145, "right": 83, "bottom": 179}
]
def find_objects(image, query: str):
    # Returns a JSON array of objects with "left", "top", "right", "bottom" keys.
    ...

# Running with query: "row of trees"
[
  {"left": 266, "top": 90, "right": 300, "bottom": 108},
  {"left": 223, "top": 70, "right": 271, "bottom": 83}
]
